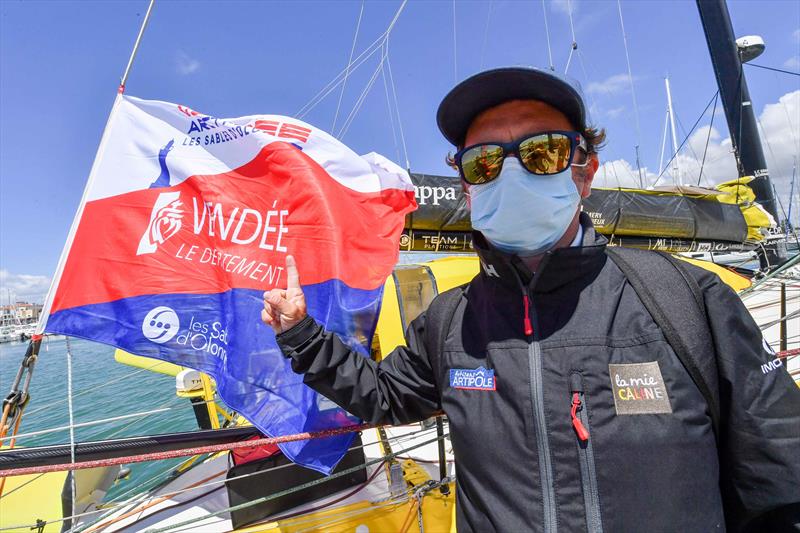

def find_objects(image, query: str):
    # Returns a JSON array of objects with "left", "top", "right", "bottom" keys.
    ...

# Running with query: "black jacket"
[{"left": 276, "top": 219, "right": 800, "bottom": 532}]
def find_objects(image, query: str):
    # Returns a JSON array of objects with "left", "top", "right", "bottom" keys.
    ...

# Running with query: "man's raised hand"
[{"left": 262, "top": 255, "right": 308, "bottom": 334}]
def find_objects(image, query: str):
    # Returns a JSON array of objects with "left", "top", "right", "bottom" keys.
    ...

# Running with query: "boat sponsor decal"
[
  {"left": 609, "top": 362, "right": 672, "bottom": 415},
  {"left": 41, "top": 95, "right": 417, "bottom": 475},
  {"left": 450, "top": 366, "right": 496, "bottom": 391}
]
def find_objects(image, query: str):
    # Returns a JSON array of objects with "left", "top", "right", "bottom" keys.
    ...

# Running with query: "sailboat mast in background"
[
  {"left": 696, "top": 0, "right": 788, "bottom": 265},
  {"left": 696, "top": 0, "right": 776, "bottom": 219}
]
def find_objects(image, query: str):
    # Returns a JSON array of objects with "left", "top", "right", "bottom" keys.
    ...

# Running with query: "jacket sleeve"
[
  {"left": 702, "top": 275, "right": 800, "bottom": 532},
  {"left": 275, "top": 314, "right": 441, "bottom": 426}
]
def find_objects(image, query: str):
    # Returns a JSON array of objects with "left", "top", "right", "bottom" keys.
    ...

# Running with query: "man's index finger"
[{"left": 286, "top": 255, "right": 300, "bottom": 289}]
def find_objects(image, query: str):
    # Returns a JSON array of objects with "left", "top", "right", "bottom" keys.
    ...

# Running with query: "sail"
[{"left": 38, "top": 95, "right": 416, "bottom": 473}]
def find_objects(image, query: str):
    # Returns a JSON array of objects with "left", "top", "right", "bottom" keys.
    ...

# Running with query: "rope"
[
  {"left": 78, "top": 427, "right": 438, "bottom": 531},
  {"left": 740, "top": 253, "right": 800, "bottom": 296},
  {"left": 142, "top": 432, "right": 447, "bottom": 533},
  {"left": 777, "top": 348, "right": 800, "bottom": 359},
  {"left": 0, "top": 423, "right": 375, "bottom": 478},
  {"left": 331, "top": 0, "right": 365, "bottom": 134},
  {"left": 0, "top": 426, "right": 446, "bottom": 531}
]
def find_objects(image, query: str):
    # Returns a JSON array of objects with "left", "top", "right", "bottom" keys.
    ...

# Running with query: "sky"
[{"left": 1, "top": 0, "right": 799, "bottom": 303}]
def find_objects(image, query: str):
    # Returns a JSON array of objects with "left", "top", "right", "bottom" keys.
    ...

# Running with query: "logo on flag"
[
  {"left": 41, "top": 95, "right": 416, "bottom": 474},
  {"left": 137, "top": 192, "right": 184, "bottom": 255},
  {"left": 142, "top": 306, "right": 180, "bottom": 343}
]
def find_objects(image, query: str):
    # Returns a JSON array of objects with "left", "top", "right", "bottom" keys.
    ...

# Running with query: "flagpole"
[
  {"left": 37, "top": 1, "right": 156, "bottom": 333},
  {"left": 119, "top": 0, "right": 155, "bottom": 93}
]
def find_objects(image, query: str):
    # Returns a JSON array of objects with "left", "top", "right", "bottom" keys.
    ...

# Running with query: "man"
[{"left": 262, "top": 67, "right": 800, "bottom": 532}]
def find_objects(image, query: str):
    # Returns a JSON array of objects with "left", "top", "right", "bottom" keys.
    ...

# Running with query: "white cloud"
[
  {"left": 605, "top": 106, "right": 626, "bottom": 119},
  {"left": 595, "top": 91, "right": 800, "bottom": 226},
  {"left": 551, "top": 0, "right": 575, "bottom": 15},
  {"left": 176, "top": 50, "right": 200, "bottom": 75},
  {"left": 783, "top": 56, "right": 800, "bottom": 71},
  {"left": 792, "top": 28, "right": 800, "bottom": 44},
  {"left": 0, "top": 270, "right": 51, "bottom": 303},
  {"left": 586, "top": 73, "right": 633, "bottom": 96}
]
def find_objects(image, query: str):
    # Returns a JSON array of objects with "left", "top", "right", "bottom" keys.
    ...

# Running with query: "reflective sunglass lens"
[
  {"left": 519, "top": 133, "right": 572, "bottom": 175},
  {"left": 461, "top": 145, "right": 504, "bottom": 184}
]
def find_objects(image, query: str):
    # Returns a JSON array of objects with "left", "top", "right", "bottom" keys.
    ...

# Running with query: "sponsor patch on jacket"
[
  {"left": 609, "top": 362, "right": 672, "bottom": 415},
  {"left": 449, "top": 367, "right": 496, "bottom": 391}
]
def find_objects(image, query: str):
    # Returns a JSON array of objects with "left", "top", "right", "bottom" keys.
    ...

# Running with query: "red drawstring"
[
  {"left": 571, "top": 392, "right": 590, "bottom": 441},
  {"left": 523, "top": 295, "right": 533, "bottom": 336}
]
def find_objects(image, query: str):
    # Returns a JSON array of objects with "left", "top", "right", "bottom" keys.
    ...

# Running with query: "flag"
[{"left": 40, "top": 95, "right": 416, "bottom": 473}]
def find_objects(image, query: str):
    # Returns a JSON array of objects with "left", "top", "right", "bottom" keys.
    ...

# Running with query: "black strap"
[{"left": 606, "top": 247, "right": 721, "bottom": 441}]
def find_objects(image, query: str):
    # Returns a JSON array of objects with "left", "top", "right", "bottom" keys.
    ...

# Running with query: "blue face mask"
[{"left": 469, "top": 157, "right": 580, "bottom": 255}]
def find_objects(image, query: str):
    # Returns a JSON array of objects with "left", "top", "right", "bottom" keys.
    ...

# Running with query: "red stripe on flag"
[{"left": 50, "top": 142, "right": 416, "bottom": 313}]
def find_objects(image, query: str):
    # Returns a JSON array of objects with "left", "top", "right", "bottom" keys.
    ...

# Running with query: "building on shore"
[{"left": 0, "top": 302, "right": 43, "bottom": 326}]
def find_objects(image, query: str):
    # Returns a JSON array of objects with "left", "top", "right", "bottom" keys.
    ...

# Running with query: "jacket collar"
[{"left": 474, "top": 212, "right": 608, "bottom": 294}]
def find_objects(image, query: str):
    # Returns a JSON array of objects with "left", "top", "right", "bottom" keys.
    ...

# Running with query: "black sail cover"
[{"left": 403, "top": 173, "right": 752, "bottom": 253}]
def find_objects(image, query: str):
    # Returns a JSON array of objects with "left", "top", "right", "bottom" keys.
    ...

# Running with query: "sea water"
[{"left": 0, "top": 337, "right": 198, "bottom": 502}]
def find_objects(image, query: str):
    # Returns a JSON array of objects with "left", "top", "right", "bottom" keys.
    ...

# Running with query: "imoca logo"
[{"left": 142, "top": 306, "right": 180, "bottom": 343}]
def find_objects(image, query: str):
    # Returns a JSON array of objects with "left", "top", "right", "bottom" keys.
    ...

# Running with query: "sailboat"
[{"left": 1, "top": 0, "right": 798, "bottom": 531}]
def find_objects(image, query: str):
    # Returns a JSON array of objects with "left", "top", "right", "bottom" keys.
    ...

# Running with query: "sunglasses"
[{"left": 454, "top": 130, "right": 589, "bottom": 185}]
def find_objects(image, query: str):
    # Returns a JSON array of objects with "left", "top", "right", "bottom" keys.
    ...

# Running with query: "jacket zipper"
[
  {"left": 570, "top": 372, "right": 603, "bottom": 533},
  {"left": 510, "top": 265, "right": 557, "bottom": 533},
  {"left": 530, "top": 341, "right": 557, "bottom": 533}
]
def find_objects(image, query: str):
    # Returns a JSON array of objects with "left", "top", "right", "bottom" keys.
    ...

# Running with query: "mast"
[
  {"left": 665, "top": 77, "right": 682, "bottom": 185},
  {"left": 696, "top": 0, "right": 777, "bottom": 220}
]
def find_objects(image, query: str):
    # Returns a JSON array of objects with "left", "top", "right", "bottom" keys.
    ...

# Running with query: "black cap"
[{"left": 437, "top": 66, "right": 590, "bottom": 147}]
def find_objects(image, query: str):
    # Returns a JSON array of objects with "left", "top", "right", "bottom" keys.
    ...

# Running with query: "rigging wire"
[
  {"left": 564, "top": 0, "right": 577, "bottom": 75},
  {"left": 0, "top": 405, "right": 183, "bottom": 442},
  {"left": 381, "top": 50, "right": 402, "bottom": 164},
  {"left": 296, "top": 34, "right": 386, "bottom": 119},
  {"left": 452, "top": 0, "right": 458, "bottom": 83},
  {"left": 24, "top": 359, "right": 182, "bottom": 419},
  {"left": 479, "top": 0, "right": 494, "bottom": 70},
  {"left": 675, "top": 113, "right": 702, "bottom": 164},
  {"left": 745, "top": 63, "right": 800, "bottom": 77},
  {"left": 385, "top": 41, "right": 411, "bottom": 170},
  {"left": 295, "top": 0, "right": 409, "bottom": 121},
  {"left": 541, "top": 0, "right": 555, "bottom": 71},
  {"left": 697, "top": 92, "right": 719, "bottom": 186},
  {"left": 616, "top": 0, "right": 644, "bottom": 186},
  {"left": 338, "top": 51, "right": 387, "bottom": 138},
  {"left": 653, "top": 90, "right": 719, "bottom": 186},
  {"left": 332, "top": 0, "right": 365, "bottom": 134}
]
